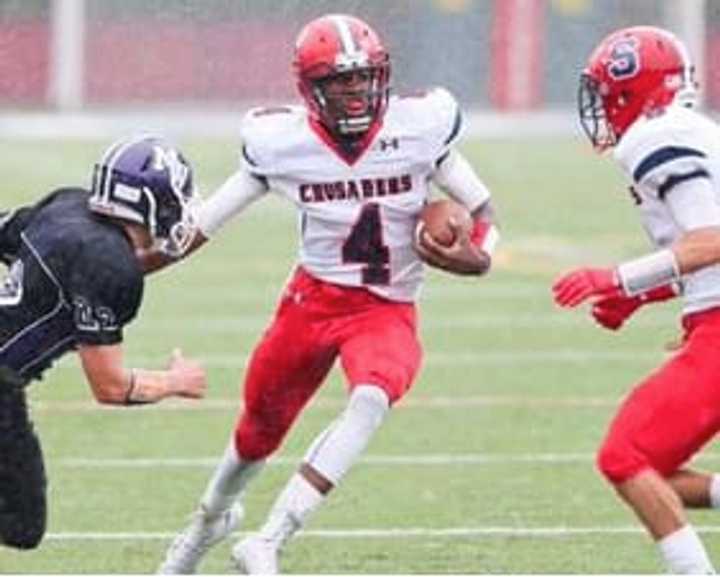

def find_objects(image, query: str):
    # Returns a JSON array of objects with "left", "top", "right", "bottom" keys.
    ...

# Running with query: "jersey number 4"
[{"left": 342, "top": 203, "right": 390, "bottom": 285}]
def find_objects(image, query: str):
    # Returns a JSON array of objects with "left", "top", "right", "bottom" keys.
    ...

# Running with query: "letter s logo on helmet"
[
  {"left": 578, "top": 26, "right": 698, "bottom": 151},
  {"left": 293, "top": 14, "right": 391, "bottom": 137},
  {"left": 89, "top": 134, "right": 199, "bottom": 257}
]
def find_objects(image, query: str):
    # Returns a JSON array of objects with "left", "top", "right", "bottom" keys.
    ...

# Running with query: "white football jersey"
[
  {"left": 615, "top": 105, "right": 720, "bottom": 314},
  {"left": 239, "top": 88, "right": 473, "bottom": 302}
]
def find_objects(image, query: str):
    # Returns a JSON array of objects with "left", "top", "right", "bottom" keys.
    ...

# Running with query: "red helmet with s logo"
[
  {"left": 579, "top": 26, "right": 697, "bottom": 151},
  {"left": 293, "top": 14, "right": 391, "bottom": 137}
]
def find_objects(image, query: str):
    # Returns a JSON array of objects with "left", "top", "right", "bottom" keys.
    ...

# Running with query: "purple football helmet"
[{"left": 89, "top": 134, "right": 198, "bottom": 257}]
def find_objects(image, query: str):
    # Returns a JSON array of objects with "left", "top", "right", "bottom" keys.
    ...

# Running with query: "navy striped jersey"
[{"left": 614, "top": 104, "right": 720, "bottom": 315}]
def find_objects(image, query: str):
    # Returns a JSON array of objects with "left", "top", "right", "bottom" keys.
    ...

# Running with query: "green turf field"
[{"left": 1, "top": 136, "right": 717, "bottom": 574}]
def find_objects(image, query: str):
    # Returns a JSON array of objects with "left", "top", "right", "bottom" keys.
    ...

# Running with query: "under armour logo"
[{"left": 379, "top": 138, "right": 399, "bottom": 152}]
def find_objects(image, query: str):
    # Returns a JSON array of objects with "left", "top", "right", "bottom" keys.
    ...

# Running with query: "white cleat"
[
  {"left": 158, "top": 505, "right": 242, "bottom": 574},
  {"left": 231, "top": 535, "right": 280, "bottom": 575}
]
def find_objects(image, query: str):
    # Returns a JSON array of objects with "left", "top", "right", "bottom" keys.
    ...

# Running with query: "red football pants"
[
  {"left": 235, "top": 268, "right": 422, "bottom": 461},
  {"left": 597, "top": 308, "right": 720, "bottom": 484}
]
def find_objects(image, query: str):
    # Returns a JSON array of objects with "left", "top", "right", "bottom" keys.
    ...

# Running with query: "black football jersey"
[{"left": 0, "top": 188, "right": 144, "bottom": 383}]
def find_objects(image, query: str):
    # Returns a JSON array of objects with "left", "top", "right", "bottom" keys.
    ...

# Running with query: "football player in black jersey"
[{"left": 0, "top": 134, "right": 207, "bottom": 550}]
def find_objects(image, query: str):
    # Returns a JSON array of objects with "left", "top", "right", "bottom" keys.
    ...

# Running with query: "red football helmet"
[
  {"left": 293, "top": 14, "right": 390, "bottom": 137},
  {"left": 579, "top": 26, "right": 697, "bottom": 151}
]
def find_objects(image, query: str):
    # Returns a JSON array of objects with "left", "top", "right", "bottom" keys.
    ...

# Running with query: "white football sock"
[
  {"left": 200, "top": 438, "right": 264, "bottom": 518},
  {"left": 709, "top": 474, "right": 720, "bottom": 509},
  {"left": 658, "top": 525, "right": 715, "bottom": 574},
  {"left": 256, "top": 385, "right": 390, "bottom": 547},
  {"left": 257, "top": 473, "right": 324, "bottom": 547}
]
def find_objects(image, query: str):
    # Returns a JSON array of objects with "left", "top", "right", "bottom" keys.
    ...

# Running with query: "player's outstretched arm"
[
  {"left": 140, "top": 166, "right": 268, "bottom": 275},
  {"left": 554, "top": 224, "right": 720, "bottom": 311},
  {"left": 78, "top": 344, "right": 207, "bottom": 405},
  {"left": 554, "top": 171, "right": 720, "bottom": 311}
]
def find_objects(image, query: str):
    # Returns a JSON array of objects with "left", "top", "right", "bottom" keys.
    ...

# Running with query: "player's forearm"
[
  {"left": 122, "top": 368, "right": 188, "bottom": 404},
  {"left": 671, "top": 227, "right": 720, "bottom": 275},
  {"left": 432, "top": 150, "right": 491, "bottom": 214},
  {"left": 611, "top": 229, "right": 720, "bottom": 297},
  {"left": 79, "top": 344, "right": 206, "bottom": 406},
  {"left": 82, "top": 368, "right": 176, "bottom": 405},
  {"left": 198, "top": 167, "right": 267, "bottom": 236}
]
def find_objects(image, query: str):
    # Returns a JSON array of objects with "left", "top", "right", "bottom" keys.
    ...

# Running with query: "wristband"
[
  {"left": 617, "top": 249, "right": 680, "bottom": 297},
  {"left": 123, "top": 370, "right": 150, "bottom": 405},
  {"left": 470, "top": 220, "right": 499, "bottom": 255}
]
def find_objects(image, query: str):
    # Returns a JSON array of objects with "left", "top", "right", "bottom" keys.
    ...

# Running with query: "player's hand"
[
  {"left": 415, "top": 218, "right": 491, "bottom": 276},
  {"left": 591, "top": 283, "right": 679, "bottom": 331},
  {"left": 591, "top": 295, "right": 642, "bottom": 330},
  {"left": 552, "top": 267, "right": 622, "bottom": 308},
  {"left": 167, "top": 348, "right": 207, "bottom": 399}
]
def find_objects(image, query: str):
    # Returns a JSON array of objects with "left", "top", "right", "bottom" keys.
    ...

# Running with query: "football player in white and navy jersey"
[
  {"left": 158, "top": 13, "right": 499, "bottom": 574},
  {"left": 553, "top": 26, "right": 720, "bottom": 574}
]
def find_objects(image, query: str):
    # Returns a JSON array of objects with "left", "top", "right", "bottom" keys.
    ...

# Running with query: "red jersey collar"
[{"left": 308, "top": 116, "right": 383, "bottom": 167}]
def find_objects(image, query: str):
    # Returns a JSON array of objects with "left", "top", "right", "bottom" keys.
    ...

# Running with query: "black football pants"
[{"left": 0, "top": 379, "right": 46, "bottom": 550}]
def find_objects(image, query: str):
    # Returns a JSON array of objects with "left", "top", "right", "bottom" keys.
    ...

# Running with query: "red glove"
[
  {"left": 552, "top": 268, "right": 623, "bottom": 308},
  {"left": 591, "top": 296, "right": 642, "bottom": 330},
  {"left": 592, "top": 284, "right": 678, "bottom": 331}
]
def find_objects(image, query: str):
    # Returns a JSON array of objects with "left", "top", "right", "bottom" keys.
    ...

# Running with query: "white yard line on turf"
[
  {"left": 42, "top": 525, "right": 720, "bottom": 541},
  {"left": 53, "top": 453, "right": 720, "bottom": 468},
  {"left": 49, "top": 350, "right": 666, "bottom": 372},
  {"left": 32, "top": 394, "right": 620, "bottom": 413},
  {"left": 127, "top": 313, "right": 677, "bottom": 332}
]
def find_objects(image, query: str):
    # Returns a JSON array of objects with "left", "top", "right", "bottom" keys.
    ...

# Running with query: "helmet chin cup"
[{"left": 337, "top": 114, "right": 373, "bottom": 135}]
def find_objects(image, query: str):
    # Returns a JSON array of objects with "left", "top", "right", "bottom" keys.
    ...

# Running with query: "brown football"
[{"left": 417, "top": 199, "right": 472, "bottom": 247}]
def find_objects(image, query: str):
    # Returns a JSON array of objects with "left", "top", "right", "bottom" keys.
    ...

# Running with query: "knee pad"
[
  {"left": 344, "top": 385, "right": 390, "bottom": 429},
  {"left": 304, "top": 385, "right": 390, "bottom": 486},
  {"left": 0, "top": 426, "right": 47, "bottom": 550},
  {"left": 596, "top": 435, "right": 648, "bottom": 485}
]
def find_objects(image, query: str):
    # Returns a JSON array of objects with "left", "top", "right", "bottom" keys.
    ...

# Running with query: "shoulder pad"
[
  {"left": 240, "top": 105, "right": 305, "bottom": 176},
  {"left": 616, "top": 108, "right": 710, "bottom": 198},
  {"left": 390, "top": 87, "right": 463, "bottom": 163}
]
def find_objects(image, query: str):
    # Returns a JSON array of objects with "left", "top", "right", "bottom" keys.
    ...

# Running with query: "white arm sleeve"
[
  {"left": 431, "top": 150, "right": 491, "bottom": 212},
  {"left": 197, "top": 167, "right": 268, "bottom": 237},
  {"left": 664, "top": 176, "right": 720, "bottom": 231}
]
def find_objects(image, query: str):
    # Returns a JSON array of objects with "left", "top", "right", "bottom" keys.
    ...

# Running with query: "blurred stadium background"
[
  {"left": 3, "top": 0, "right": 720, "bottom": 574},
  {"left": 0, "top": 0, "right": 716, "bottom": 137}
]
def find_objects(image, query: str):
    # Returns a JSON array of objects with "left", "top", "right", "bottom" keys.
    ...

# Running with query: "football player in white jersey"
[
  {"left": 553, "top": 26, "right": 720, "bottom": 574},
  {"left": 158, "top": 13, "right": 499, "bottom": 574}
]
